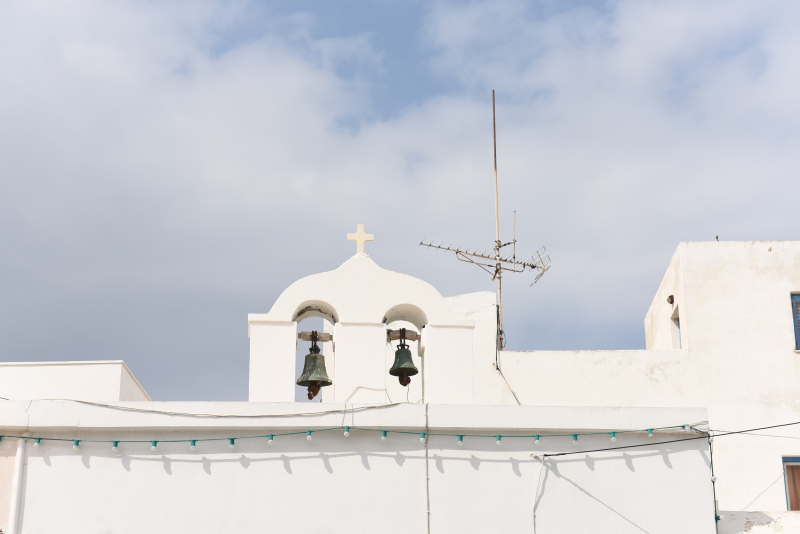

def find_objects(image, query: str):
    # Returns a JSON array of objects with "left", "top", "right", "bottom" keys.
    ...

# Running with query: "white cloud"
[{"left": 0, "top": 0, "right": 798, "bottom": 399}]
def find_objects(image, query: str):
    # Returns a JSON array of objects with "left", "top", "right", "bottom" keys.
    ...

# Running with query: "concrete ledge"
[{"left": 0, "top": 400, "right": 707, "bottom": 433}]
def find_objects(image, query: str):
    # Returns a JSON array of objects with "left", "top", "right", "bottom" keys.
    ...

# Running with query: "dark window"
[
  {"left": 785, "top": 458, "right": 800, "bottom": 510},
  {"left": 793, "top": 294, "right": 800, "bottom": 350}
]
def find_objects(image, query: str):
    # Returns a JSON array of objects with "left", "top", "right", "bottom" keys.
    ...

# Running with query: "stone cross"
[{"left": 347, "top": 224, "right": 374, "bottom": 254}]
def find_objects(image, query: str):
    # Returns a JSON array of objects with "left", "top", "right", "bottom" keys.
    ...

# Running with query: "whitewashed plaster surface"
[
  {"left": 495, "top": 242, "right": 800, "bottom": 512},
  {"left": 0, "top": 401, "right": 713, "bottom": 534},
  {"left": 0, "top": 361, "right": 149, "bottom": 402},
  {"left": 2, "top": 240, "right": 797, "bottom": 529},
  {"left": 248, "top": 253, "right": 475, "bottom": 404},
  {"left": 718, "top": 511, "right": 800, "bottom": 533},
  {"left": 240, "top": 241, "right": 800, "bottom": 513}
]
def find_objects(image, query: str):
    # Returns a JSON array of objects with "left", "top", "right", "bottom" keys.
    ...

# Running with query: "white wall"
[
  {"left": 248, "top": 322, "right": 296, "bottom": 402},
  {"left": 0, "top": 361, "right": 149, "bottom": 402},
  {"left": 0, "top": 401, "right": 713, "bottom": 534},
  {"left": 444, "top": 292, "right": 522, "bottom": 405},
  {"left": 247, "top": 254, "right": 475, "bottom": 404},
  {"left": 333, "top": 323, "right": 388, "bottom": 403},
  {"left": 493, "top": 242, "right": 800, "bottom": 512}
]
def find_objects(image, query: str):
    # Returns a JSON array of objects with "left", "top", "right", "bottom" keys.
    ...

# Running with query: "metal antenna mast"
[
  {"left": 493, "top": 90, "right": 503, "bottom": 335},
  {"left": 420, "top": 90, "right": 551, "bottom": 350}
]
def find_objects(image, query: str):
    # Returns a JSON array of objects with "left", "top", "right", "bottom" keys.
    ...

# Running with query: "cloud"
[{"left": 0, "top": 0, "right": 798, "bottom": 399}]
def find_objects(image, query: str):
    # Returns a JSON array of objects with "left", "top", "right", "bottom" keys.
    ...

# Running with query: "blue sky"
[{"left": 1, "top": 0, "right": 798, "bottom": 400}]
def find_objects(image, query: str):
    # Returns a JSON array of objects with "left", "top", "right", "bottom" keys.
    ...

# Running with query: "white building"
[{"left": 6, "top": 231, "right": 796, "bottom": 533}]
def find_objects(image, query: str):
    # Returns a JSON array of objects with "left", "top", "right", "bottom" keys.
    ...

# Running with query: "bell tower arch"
[{"left": 248, "top": 232, "right": 475, "bottom": 404}]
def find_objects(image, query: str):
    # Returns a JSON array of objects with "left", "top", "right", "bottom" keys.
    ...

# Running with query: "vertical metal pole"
[{"left": 493, "top": 90, "right": 502, "bottom": 339}]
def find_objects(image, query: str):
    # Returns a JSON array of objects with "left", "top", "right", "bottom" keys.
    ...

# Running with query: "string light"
[
  {"left": 711, "top": 476, "right": 716, "bottom": 482},
  {"left": 2, "top": 423, "right": 700, "bottom": 453}
]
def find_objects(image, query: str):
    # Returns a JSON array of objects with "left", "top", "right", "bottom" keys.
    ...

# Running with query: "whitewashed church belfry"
[{"left": 248, "top": 225, "right": 476, "bottom": 405}]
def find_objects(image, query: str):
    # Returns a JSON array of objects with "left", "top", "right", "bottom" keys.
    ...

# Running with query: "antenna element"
[{"left": 420, "top": 90, "right": 551, "bottom": 350}]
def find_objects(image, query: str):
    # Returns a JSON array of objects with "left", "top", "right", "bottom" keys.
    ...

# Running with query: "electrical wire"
[
  {"left": 496, "top": 366, "right": 521, "bottom": 405},
  {"left": 532, "top": 455, "right": 546, "bottom": 534},
  {"left": 495, "top": 304, "right": 521, "bottom": 405},
  {"left": 35, "top": 398, "right": 403, "bottom": 418},
  {"left": 5, "top": 412, "right": 799, "bottom": 451},
  {"left": 710, "top": 432, "right": 720, "bottom": 533},
  {"left": 540, "top": 420, "right": 800, "bottom": 458},
  {"left": 423, "top": 403, "right": 431, "bottom": 534},
  {"left": 0, "top": 423, "right": 696, "bottom": 448},
  {"left": 342, "top": 387, "right": 393, "bottom": 404}
]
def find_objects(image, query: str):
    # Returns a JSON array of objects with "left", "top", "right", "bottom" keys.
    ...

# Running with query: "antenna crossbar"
[{"left": 419, "top": 241, "right": 548, "bottom": 274}]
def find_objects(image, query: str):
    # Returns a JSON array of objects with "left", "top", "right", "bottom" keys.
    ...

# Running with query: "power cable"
[{"left": 540, "top": 420, "right": 800, "bottom": 458}]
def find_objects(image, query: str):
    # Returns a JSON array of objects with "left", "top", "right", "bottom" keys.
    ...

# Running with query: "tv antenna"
[{"left": 420, "top": 90, "right": 551, "bottom": 350}]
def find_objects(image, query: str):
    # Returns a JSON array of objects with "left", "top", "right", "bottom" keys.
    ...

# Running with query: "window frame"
[
  {"left": 791, "top": 294, "right": 800, "bottom": 351},
  {"left": 783, "top": 457, "right": 800, "bottom": 510}
]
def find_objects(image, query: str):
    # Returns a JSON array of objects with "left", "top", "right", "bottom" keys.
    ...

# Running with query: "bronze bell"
[
  {"left": 389, "top": 342, "right": 418, "bottom": 387},
  {"left": 296, "top": 332, "right": 332, "bottom": 400}
]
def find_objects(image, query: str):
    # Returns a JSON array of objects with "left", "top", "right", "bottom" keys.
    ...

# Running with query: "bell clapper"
[{"left": 307, "top": 381, "right": 321, "bottom": 400}]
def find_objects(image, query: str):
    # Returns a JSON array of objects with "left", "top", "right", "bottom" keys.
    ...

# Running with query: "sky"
[{"left": 1, "top": 0, "right": 798, "bottom": 401}]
